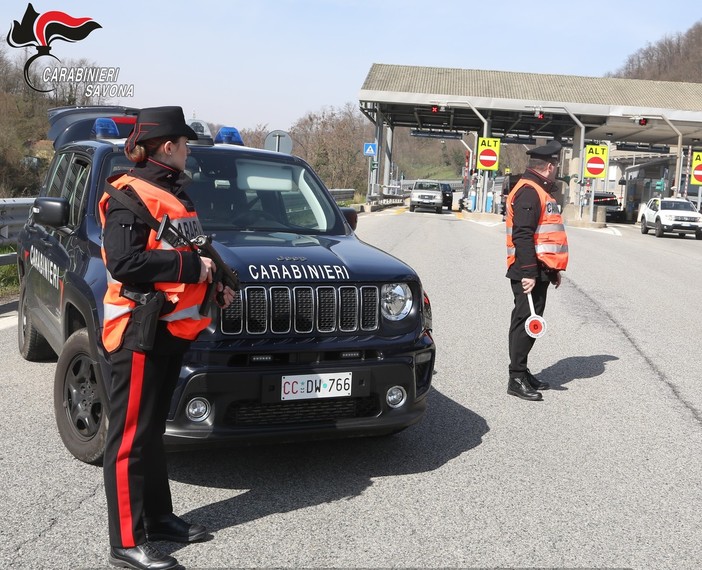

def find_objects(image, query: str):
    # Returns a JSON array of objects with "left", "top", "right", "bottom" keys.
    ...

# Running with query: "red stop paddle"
[{"left": 525, "top": 292, "right": 547, "bottom": 338}]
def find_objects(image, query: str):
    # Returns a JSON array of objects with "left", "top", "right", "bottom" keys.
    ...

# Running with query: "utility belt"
[{"left": 120, "top": 286, "right": 170, "bottom": 352}]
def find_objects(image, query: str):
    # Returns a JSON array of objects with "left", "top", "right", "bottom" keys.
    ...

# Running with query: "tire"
[
  {"left": 54, "top": 328, "right": 108, "bottom": 465},
  {"left": 409, "top": 204, "right": 415, "bottom": 212},
  {"left": 654, "top": 219, "right": 664, "bottom": 238},
  {"left": 436, "top": 207, "right": 442, "bottom": 214},
  {"left": 696, "top": 230, "right": 702, "bottom": 240},
  {"left": 640, "top": 217, "right": 648, "bottom": 234},
  {"left": 18, "top": 285, "right": 56, "bottom": 361}
]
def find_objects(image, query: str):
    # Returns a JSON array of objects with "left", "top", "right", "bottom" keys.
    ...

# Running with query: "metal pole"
[
  {"left": 444, "top": 102, "right": 488, "bottom": 211},
  {"left": 660, "top": 114, "right": 683, "bottom": 194}
]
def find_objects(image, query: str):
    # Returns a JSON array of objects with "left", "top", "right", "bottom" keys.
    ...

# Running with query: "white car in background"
[{"left": 639, "top": 197, "right": 702, "bottom": 239}]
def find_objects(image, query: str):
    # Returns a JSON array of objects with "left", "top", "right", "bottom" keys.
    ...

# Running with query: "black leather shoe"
[
  {"left": 507, "top": 377, "right": 543, "bottom": 401},
  {"left": 525, "top": 368, "right": 550, "bottom": 391},
  {"left": 109, "top": 544, "right": 179, "bottom": 570},
  {"left": 144, "top": 513, "right": 208, "bottom": 543}
]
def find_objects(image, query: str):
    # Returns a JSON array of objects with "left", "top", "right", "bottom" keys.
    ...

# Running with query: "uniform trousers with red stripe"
[
  {"left": 103, "top": 345, "right": 184, "bottom": 548},
  {"left": 508, "top": 278, "right": 549, "bottom": 379}
]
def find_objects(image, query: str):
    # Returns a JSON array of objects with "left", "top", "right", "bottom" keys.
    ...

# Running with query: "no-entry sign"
[
  {"left": 583, "top": 145, "right": 608, "bottom": 179},
  {"left": 690, "top": 152, "right": 702, "bottom": 186},
  {"left": 477, "top": 137, "right": 500, "bottom": 171}
]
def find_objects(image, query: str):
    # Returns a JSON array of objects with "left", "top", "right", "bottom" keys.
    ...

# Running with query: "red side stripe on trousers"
[{"left": 115, "top": 351, "right": 146, "bottom": 547}]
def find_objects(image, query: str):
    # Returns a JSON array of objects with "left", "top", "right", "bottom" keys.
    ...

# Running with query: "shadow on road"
[
  {"left": 0, "top": 298, "right": 18, "bottom": 315},
  {"left": 165, "top": 388, "right": 487, "bottom": 551},
  {"left": 537, "top": 354, "right": 619, "bottom": 390}
]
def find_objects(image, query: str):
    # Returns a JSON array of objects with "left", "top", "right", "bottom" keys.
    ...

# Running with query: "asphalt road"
[{"left": 0, "top": 207, "right": 700, "bottom": 570}]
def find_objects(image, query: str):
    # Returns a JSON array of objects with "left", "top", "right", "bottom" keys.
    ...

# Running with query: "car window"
[
  {"left": 64, "top": 156, "right": 91, "bottom": 227},
  {"left": 45, "top": 153, "right": 71, "bottom": 198},
  {"left": 101, "top": 149, "right": 342, "bottom": 234},
  {"left": 661, "top": 200, "right": 696, "bottom": 211}
]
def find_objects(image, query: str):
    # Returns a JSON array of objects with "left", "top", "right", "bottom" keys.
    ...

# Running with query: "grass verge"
[{"left": 0, "top": 245, "right": 20, "bottom": 299}]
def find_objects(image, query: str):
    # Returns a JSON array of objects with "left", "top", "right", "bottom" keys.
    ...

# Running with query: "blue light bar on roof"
[
  {"left": 92, "top": 117, "right": 120, "bottom": 139},
  {"left": 215, "top": 126, "right": 244, "bottom": 146}
]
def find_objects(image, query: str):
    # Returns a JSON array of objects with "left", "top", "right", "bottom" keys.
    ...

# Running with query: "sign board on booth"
[
  {"left": 583, "top": 145, "right": 608, "bottom": 179},
  {"left": 476, "top": 137, "right": 500, "bottom": 171},
  {"left": 690, "top": 152, "right": 702, "bottom": 186}
]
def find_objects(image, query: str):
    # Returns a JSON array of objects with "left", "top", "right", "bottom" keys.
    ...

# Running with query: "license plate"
[{"left": 281, "top": 372, "right": 352, "bottom": 401}]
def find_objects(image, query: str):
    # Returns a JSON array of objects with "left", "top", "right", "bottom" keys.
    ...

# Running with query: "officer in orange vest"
[
  {"left": 100, "top": 106, "right": 235, "bottom": 570},
  {"left": 505, "top": 140, "right": 568, "bottom": 401}
]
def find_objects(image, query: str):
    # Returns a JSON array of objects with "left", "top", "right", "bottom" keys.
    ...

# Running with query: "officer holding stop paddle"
[{"left": 504, "top": 140, "right": 569, "bottom": 401}]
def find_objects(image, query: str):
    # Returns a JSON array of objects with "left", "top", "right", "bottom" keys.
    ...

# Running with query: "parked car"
[
  {"left": 440, "top": 183, "right": 453, "bottom": 209},
  {"left": 16, "top": 105, "right": 436, "bottom": 464},
  {"left": 639, "top": 197, "right": 702, "bottom": 239},
  {"left": 409, "top": 180, "right": 442, "bottom": 213}
]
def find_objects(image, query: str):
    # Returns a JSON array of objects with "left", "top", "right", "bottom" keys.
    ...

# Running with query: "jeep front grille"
[
  {"left": 225, "top": 396, "right": 381, "bottom": 426},
  {"left": 221, "top": 285, "right": 379, "bottom": 335}
]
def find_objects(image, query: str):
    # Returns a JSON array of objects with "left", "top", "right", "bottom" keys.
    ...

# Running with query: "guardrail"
[
  {"left": 328, "top": 189, "right": 355, "bottom": 203},
  {"left": 0, "top": 198, "right": 33, "bottom": 267}
]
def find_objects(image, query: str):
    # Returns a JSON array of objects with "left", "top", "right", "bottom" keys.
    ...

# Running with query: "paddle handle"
[{"left": 527, "top": 292, "right": 536, "bottom": 316}]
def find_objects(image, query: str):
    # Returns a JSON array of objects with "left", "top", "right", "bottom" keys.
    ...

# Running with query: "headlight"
[{"left": 381, "top": 283, "right": 413, "bottom": 321}]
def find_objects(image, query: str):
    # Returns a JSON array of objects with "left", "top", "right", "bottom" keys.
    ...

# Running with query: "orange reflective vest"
[
  {"left": 98, "top": 175, "right": 210, "bottom": 352},
  {"left": 506, "top": 177, "right": 568, "bottom": 271}
]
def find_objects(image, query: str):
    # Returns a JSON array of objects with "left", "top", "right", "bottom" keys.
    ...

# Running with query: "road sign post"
[{"left": 476, "top": 137, "right": 501, "bottom": 212}]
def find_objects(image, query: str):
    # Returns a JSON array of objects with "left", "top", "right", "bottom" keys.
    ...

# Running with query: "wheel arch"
[{"left": 61, "top": 279, "right": 112, "bottom": 415}]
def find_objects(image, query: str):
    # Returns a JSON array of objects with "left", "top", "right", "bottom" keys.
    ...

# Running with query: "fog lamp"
[
  {"left": 186, "top": 397, "right": 211, "bottom": 422},
  {"left": 386, "top": 386, "right": 407, "bottom": 409}
]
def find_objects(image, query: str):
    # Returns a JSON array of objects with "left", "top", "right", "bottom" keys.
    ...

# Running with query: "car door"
[
  {"left": 649, "top": 198, "right": 660, "bottom": 227},
  {"left": 25, "top": 151, "right": 92, "bottom": 340}
]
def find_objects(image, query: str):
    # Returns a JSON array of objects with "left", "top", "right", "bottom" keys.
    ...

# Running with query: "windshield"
[
  {"left": 661, "top": 200, "right": 697, "bottom": 212},
  {"left": 102, "top": 148, "right": 342, "bottom": 234},
  {"left": 414, "top": 181, "right": 440, "bottom": 191}
]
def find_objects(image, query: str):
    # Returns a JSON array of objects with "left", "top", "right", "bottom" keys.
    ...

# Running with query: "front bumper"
[
  {"left": 662, "top": 222, "right": 702, "bottom": 233},
  {"left": 411, "top": 199, "right": 442, "bottom": 208},
  {"left": 163, "top": 337, "right": 435, "bottom": 446}
]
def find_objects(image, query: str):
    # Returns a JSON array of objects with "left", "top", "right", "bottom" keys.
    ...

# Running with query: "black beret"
[
  {"left": 526, "top": 140, "right": 562, "bottom": 159},
  {"left": 126, "top": 106, "right": 198, "bottom": 152}
]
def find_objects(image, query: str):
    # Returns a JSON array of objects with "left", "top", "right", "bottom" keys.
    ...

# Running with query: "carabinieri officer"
[
  {"left": 100, "top": 106, "right": 234, "bottom": 570},
  {"left": 505, "top": 140, "right": 569, "bottom": 401}
]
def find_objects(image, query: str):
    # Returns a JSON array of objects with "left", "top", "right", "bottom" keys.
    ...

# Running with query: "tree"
[{"left": 290, "top": 103, "right": 372, "bottom": 192}]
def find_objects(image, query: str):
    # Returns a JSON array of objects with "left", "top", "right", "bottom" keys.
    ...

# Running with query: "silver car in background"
[{"left": 409, "top": 179, "right": 443, "bottom": 213}]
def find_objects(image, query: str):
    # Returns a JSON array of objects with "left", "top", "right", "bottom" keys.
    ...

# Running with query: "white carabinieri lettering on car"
[
  {"left": 30, "top": 245, "right": 60, "bottom": 289},
  {"left": 248, "top": 263, "right": 350, "bottom": 281}
]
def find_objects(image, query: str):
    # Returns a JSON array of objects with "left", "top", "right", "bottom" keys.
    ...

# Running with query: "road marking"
[{"left": 570, "top": 226, "right": 622, "bottom": 236}]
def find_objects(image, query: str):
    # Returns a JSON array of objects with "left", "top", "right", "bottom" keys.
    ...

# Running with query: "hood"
[{"left": 208, "top": 231, "right": 418, "bottom": 285}]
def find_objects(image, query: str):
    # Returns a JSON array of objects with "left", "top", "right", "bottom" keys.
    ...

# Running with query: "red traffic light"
[{"left": 638, "top": 118, "right": 648, "bottom": 126}]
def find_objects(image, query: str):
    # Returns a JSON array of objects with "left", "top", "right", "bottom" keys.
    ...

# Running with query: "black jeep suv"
[{"left": 17, "top": 106, "right": 435, "bottom": 464}]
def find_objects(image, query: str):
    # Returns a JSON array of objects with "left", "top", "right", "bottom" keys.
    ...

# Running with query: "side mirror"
[
  {"left": 32, "top": 196, "right": 70, "bottom": 229},
  {"left": 340, "top": 207, "right": 358, "bottom": 231}
]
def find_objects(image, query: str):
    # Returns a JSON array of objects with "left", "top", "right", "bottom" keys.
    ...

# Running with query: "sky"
[{"left": 2, "top": 1, "right": 700, "bottom": 131}]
